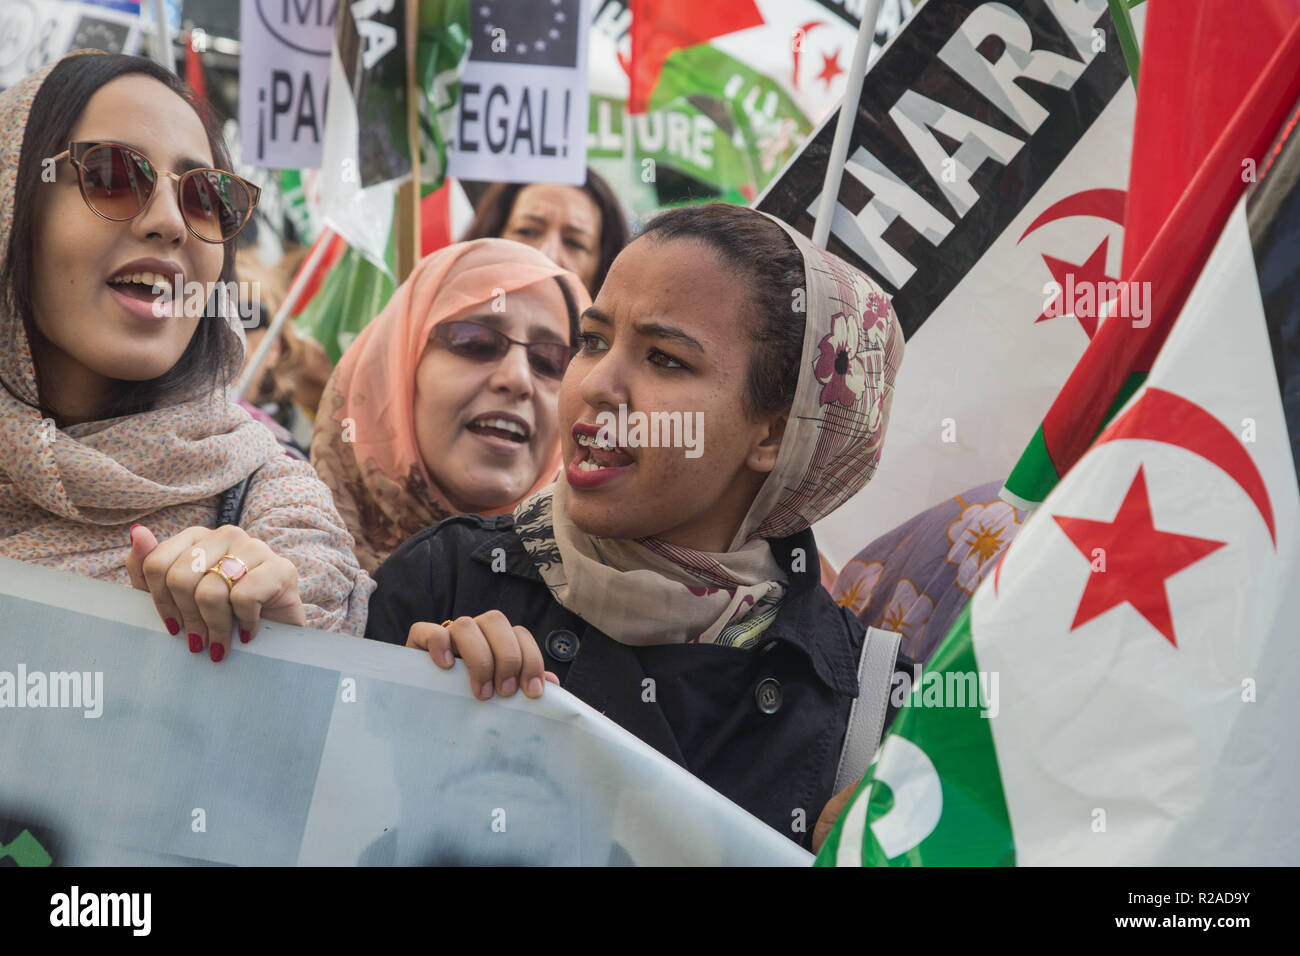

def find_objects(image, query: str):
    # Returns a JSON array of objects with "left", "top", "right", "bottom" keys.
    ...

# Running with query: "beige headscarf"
[
  {"left": 513, "top": 213, "right": 905, "bottom": 647},
  {"left": 312, "top": 239, "right": 590, "bottom": 572},
  {"left": 0, "top": 52, "right": 373, "bottom": 634}
]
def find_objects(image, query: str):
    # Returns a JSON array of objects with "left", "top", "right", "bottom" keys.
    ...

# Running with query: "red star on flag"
[
  {"left": 816, "top": 49, "right": 845, "bottom": 90},
  {"left": 1035, "top": 235, "right": 1115, "bottom": 339},
  {"left": 1052, "top": 465, "right": 1225, "bottom": 647}
]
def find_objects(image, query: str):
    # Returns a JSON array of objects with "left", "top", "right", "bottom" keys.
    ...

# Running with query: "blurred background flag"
[{"left": 589, "top": 0, "right": 915, "bottom": 215}]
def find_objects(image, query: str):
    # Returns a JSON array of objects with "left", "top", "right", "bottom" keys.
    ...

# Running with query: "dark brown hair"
[
  {"left": 553, "top": 273, "right": 582, "bottom": 347},
  {"left": 462, "top": 168, "right": 629, "bottom": 295},
  {"left": 1, "top": 53, "right": 243, "bottom": 424},
  {"left": 640, "top": 203, "right": 805, "bottom": 419}
]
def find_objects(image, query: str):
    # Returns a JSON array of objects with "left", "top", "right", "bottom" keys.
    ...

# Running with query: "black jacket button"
[
  {"left": 755, "top": 678, "right": 782, "bottom": 714},
  {"left": 545, "top": 629, "right": 579, "bottom": 662}
]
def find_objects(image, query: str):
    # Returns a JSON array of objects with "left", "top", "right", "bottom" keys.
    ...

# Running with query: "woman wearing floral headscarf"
[
  {"left": 0, "top": 52, "right": 373, "bottom": 659},
  {"left": 366, "top": 203, "right": 904, "bottom": 847},
  {"left": 310, "top": 239, "right": 589, "bottom": 573}
]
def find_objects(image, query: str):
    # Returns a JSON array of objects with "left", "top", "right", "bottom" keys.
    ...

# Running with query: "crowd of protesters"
[{"left": 0, "top": 50, "right": 1003, "bottom": 855}]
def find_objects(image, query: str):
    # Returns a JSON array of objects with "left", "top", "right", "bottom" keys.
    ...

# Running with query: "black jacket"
[{"left": 365, "top": 514, "right": 866, "bottom": 851}]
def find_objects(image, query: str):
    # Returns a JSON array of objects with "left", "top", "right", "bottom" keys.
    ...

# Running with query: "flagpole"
[
  {"left": 233, "top": 228, "right": 336, "bottom": 397},
  {"left": 146, "top": 0, "right": 175, "bottom": 73},
  {"left": 1106, "top": 0, "right": 1142, "bottom": 88},
  {"left": 395, "top": 0, "right": 421, "bottom": 285},
  {"left": 812, "top": 0, "right": 885, "bottom": 249}
]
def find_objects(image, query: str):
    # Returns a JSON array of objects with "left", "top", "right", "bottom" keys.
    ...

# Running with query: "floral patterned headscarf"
[{"left": 513, "top": 211, "right": 905, "bottom": 648}]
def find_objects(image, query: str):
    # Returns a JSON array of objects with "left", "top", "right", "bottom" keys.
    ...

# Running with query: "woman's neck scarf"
[
  {"left": 514, "top": 215, "right": 905, "bottom": 648},
  {"left": 0, "top": 52, "right": 286, "bottom": 569},
  {"left": 311, "top": 239, "right": 591, "bottom": 573}
]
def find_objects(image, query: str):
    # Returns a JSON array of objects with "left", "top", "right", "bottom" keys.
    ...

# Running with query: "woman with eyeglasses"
[
  {"left": 0, "top": 52, "right": 374, "bottom": 659},
  {"left": 310, "top": 239, "right": 589, "bottom": 575}
]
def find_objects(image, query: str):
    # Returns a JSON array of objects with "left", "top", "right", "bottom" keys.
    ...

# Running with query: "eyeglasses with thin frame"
[
  {"left": 49, "top": 141, "right": 261, "bottom": 243},
  {"left": 432, "top": 320, "right": 575, "bottom": 381}
]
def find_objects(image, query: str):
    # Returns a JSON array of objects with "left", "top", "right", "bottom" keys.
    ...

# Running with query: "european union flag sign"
[
  {"left": 450, "top": 0, "right": 591, "bottom": 185},
  {"left": 471, "top": 0, "right": 582, "bottom": 68}
]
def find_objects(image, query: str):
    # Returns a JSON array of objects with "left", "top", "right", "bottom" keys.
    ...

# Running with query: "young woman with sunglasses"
[
  {"left": 310, "top": 239, "right": 589, "bottom": 574},
  {"left": 365, "top": 203, "right": 905, "bottom": 845},
  {"left": 0, "top": 52, "right": 373, "bottom": 659}
]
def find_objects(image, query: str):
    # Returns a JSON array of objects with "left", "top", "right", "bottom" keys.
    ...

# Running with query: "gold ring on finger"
[{"left": 204, "top": 554, "right": 250, "bottom": 593}]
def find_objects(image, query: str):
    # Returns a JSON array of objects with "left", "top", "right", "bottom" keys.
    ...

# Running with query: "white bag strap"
[{"left": 833, "top": 626, "right": 902, "bottom": 794}]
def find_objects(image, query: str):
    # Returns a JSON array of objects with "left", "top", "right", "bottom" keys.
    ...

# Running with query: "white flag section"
[
  {"left": 974, "top": 200, "right": 1299, "bottom": 864},
  {"left": 711, "top": 0, "right": 914, "bottom": 124},
  {"left": 0, "top": 558, "right": 809, "bottom": 866},
  {"left": 237, "top": 0, "right": 333, "bottom": 170}
]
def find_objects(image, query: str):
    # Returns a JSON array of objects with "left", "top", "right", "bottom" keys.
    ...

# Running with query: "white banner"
[
  {"left": 0, "top": 557, "right": 809, "bottom": 866},
  {"left": 448, "top": 0, "right": 590, "bottom": 186},
  {"left": 237, "top": 0, "right": 333, "bottom": 170}
]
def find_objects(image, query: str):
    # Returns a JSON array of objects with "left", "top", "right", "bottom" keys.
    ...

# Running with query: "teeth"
[
  {"left": 109, "top": 270, "right": 173, "bottom": 295},
  {"left": 473, "top": 417, "right": 526, "bottom": 437},
  {"left": 576, "top": 432, "right": 616, "bottom": 450},
  {"left": 576, "top": 459, "right": 610, "bottom": 471}
]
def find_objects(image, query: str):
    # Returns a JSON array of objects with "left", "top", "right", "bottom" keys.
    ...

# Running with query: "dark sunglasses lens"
[
  {"left": 80, "top": 145, "right": 153, "bottom": 219},
  {"left": 526, "top": 344, "right": 572, "bottom": 380},
  {"left": 182, "top": 171, "right": 251, "bottom": 241},
  {"left": 443, "top": 323, "right": 509, "bottom": 360}
]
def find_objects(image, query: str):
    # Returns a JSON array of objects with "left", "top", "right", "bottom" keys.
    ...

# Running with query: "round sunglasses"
[
  {"left": 432, "top": 320, "right": 575, "bottom": 381},
  {"left": 51, "top": 141, "right": 260, "bottom": 243}
]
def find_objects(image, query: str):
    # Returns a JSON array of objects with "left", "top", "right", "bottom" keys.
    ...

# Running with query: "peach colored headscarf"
[{"left": 311, "top": 239, "right": 589, "bottom": 572}]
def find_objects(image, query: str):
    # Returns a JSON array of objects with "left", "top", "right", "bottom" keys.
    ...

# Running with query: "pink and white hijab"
[{"left": 514, "top": 213, "right": 905, "bottom": 647}]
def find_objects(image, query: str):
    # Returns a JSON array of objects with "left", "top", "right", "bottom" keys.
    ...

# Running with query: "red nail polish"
[
  {"left": 239, "top": 628, "right": 251, "bottom": 643},
  {"left": 128, "top": 523, "right": 141, "bottom": 543},
  {"left": 165, "top": 618, "right": 180, "bottom": 636},
  {"left": 188, "top": 633, "right": 203, "bottom": 653},
  {"left": 210, "top": 643, "right": 225, "bottom": 663}
]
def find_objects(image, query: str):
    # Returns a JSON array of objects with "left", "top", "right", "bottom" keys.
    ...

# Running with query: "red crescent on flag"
[
  {"left": 1093, "top": 388, "right": 1277, "bottom": 547},
  {"left": 791, "top": 20, "right": 826, "bottom": 91},
  {"left": 1018, "top": 188, "right": 1127, "bottom": 243}
]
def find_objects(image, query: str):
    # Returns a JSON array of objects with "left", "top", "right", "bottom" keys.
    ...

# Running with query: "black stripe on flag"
[
  {"left": 758, "top": 0, "right": 1129, "bottom": 339},
  {"left": 1247, "top": 97, "right": 1300, "bottom": 487}
]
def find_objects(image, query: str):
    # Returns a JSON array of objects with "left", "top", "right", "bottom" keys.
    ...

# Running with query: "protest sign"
[
  {"left": 448, "top": 0, "right": 591, "bottom": 186},
  {"left": 0, "top": 0, "right": 142, "bottom": 91},
  {"left": 237, "top": 0, "right": 333, "bottom": 170},
  {"left": 0, "top": 557, "right": 810, "bottom": 866},
  {"left": 756, "top": 0, "right": 1139, "bottom": 568}
]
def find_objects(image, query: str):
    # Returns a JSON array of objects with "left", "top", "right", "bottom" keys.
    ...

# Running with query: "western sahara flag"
[
  {"left": 757, "top": 0, "right": 1139, "bottom": 569},
  {"left": 816, "top": 94, "right": 1300, "bottom": 869},
  {"left": 1003, "top": 5, "right": 1300, "bottom": 510}
]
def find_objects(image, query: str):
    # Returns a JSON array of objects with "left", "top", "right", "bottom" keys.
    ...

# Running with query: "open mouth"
[
  {"left": 107, "top": 270, "right": 173, "bottom": 302},
  {"left": 465, "top": 414, "right": 531, "bottom": 444},
  {"left": 573, "top": 430, "right": 635, "bottom": 471}
]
